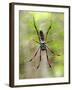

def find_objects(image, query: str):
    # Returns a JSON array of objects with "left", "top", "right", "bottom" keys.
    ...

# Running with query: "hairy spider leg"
[
  {"left": 28, "top": 48, "right": 40, "bottom": 62},
  {"left": 36, "top": 49, "right": 41, "bottom": 69}
]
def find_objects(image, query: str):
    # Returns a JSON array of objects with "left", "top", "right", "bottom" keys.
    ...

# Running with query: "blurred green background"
[{"left": 19, "top": 11, "right": 64, "bottom": 79}]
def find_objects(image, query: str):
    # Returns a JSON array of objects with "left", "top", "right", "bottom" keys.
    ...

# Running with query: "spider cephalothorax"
[
  {"left": 39, "top": 31, "right": 46, "bottom": 50},
  {"left": 28, "top": 16, "right": 59, "bottom": 69}
]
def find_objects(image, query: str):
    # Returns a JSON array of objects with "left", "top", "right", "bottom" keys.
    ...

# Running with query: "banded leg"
[
  {"left": 28, "top": 48, "right": 39, "bottom": 62},
  {"left": 36, "top": 49, "right": 41, "bottom": 69},
  {"left": 46, "top": 49, "right": 52, "bottom": 68}
]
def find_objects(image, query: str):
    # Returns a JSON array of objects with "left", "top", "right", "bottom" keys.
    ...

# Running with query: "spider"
[{"left": 28, "top": 16, "right": 60, "bottom": 69}]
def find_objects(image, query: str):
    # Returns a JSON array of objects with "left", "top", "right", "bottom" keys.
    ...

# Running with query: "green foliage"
[{"left": 19, "top": 11, "right": 64, "bottom": 79}]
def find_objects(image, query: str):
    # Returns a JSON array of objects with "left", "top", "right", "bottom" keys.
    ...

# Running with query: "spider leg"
[
  {"left": 46, "top": 40, "right": 53, "bottom": 44},
  {"left": 36, "top": 48, "right": 41, "bottom": 69},
  {"left": 28, "top": 47, "right": 40, "bottom": 62},
  {"left": 46, "top": 48, "right": 52, "bottom": 68},
  {"left": 33, "top": 16, "right": 40, "bottom": 41},
  {"left": 33, "top": 39, "right": 40, "bottom": 44},
  {"left": 46, "top": 46, "right": 55, "bottom": 55},
  {"left": 45, "top": 24, "right": 52, "bottom": 41},
  {"left": 46, "top": 45, "right": 60, "bottom": 56}
]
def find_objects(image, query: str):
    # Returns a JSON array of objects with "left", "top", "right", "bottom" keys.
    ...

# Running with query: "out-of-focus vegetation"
[{"left": 19, "top": 11, "right": 64, "bottom": 79}]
